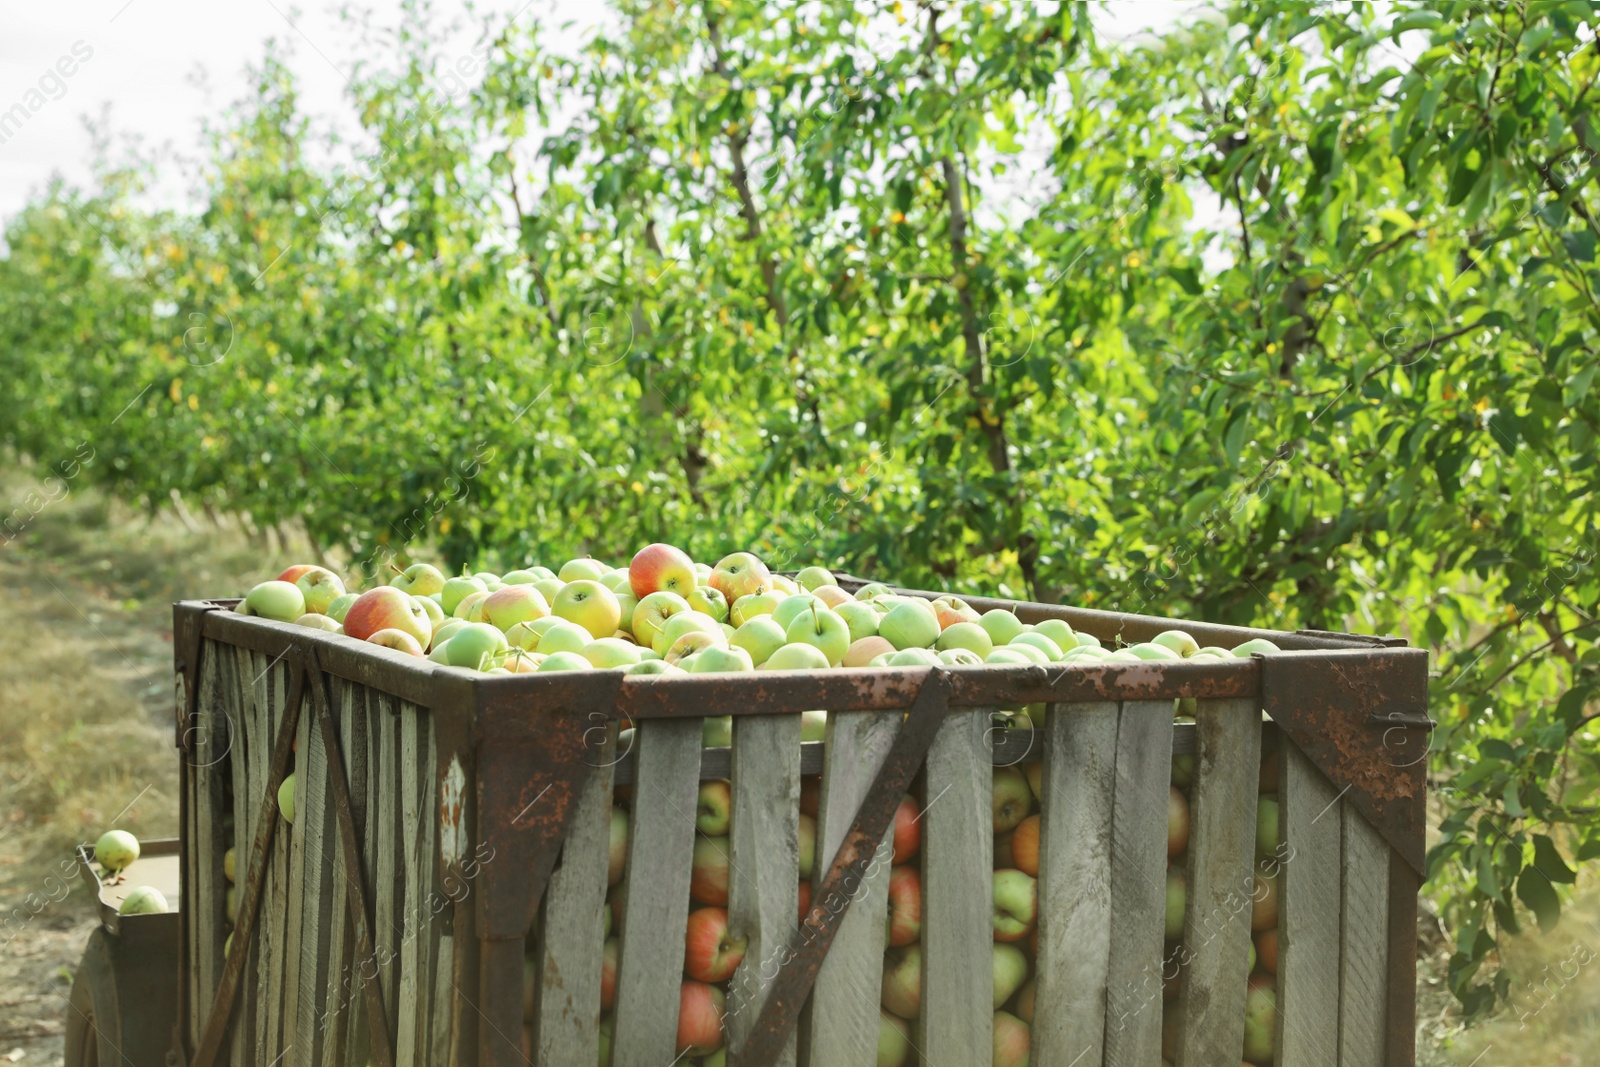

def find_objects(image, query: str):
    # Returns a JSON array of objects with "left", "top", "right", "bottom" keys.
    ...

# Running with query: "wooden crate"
[{"left": 172, "top": 584, "right": 1428, "bottom": 1067}]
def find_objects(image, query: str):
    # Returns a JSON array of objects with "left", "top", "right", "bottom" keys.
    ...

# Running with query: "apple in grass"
[
  {"left": 731, "top": 616, "right": 787, "bottom": 666},
  {"left": 482, "top": 585, "right": 550, "bottom": 631},
  {"left": 992, "top": 869, "right": 1037, "bottom": 941},
  {"left": 632, "top": 591, "right": 691, "bottom": 651},
  {"left": 730, "top": 590, "right": 785, "bottom": 627},
  {"left": 880, "top": 600, "right": 940, "bottom": 650},
  {"left": 629, "top": 543, "right": 698, "bottom": 599},
  {"left": 844, "top": 636, "right": 895, "bottom": 667},
  {"left": 892, "top": 794, "right": 921, "bottom": 863},
  {"left": 993, "top": 944, "right": 1028, "bottom": 1009},
  {"left": 95, "top": 830, "right": 140, "bottom": 874},
  {"left": 709, "top": 552, "right": 772, "bottom": 602},
  {"left": 784, "top": 604, "right": 851, "bottom": 666},
  {"left": 881, "top": 944, "right": 921, "bottom": 1020},
  {"left": 992, "top": 766, "right": 1033, "bottom": 833},
  {"left": 684, "top": 906, "right": 747, "bottom": 983},
  {"left": 885, "top": 866, "right": 922, "bottom": 947},
  {"left": 993, "top": 1010, "right": 1031, "bottom": 1067},
  {"left": 551, "top": 580, "right": 621, "bottom": 638},
  {"left": 677, "top": 980, "right": 726, "bottom": 1057},
  {"left": 239, "top": 580, "right": 306, "bottom": 622},
  {"left": 1243, "top": 975, "right": 1276, "bottom": 1063},
  {"left": 344, "top": 587, "right": 432, "bottom": 647},
  {"left": 368, "top": 628, "right": 425, "bottom": 657}
]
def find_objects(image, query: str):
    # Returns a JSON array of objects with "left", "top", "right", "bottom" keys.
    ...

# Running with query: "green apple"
[
  {"left": 1010, "top": 632, "right": 1064, "bottom": 661},
  {"left": 483, "top": 584, "right": 551, "bottom": 631},
  {"left": 1195, "top": 645, "right": 1234, "bottom": 658},
  {"left": 801, "top": 710, "right": 827, "bottom": 742},
  {"left": 703, "top": 716, "right": 733, "bottom": 746},
  {"left": 602, "top": 570, "right": 634, "bottom": 594},
  {"left": 993, "top": 944, "right": 1028, "bottom": 1009},
  {"left": 854, "top": 582, "right": 892, "bottom": 600},
  {"left": 977, "top": 609, "right": 1026, "bottom": 646},
  {"left": 95, "top": 830, "right": 140, "bottom": 873},
  {"left": 762, "top": 642, "right": 831, "bottom": 671},
  {"left": 240, "top": 580, "right": 306, "bottom": 622},
  {"left": 472, "top": 570, "right": 503, "bottom": 591},
  {"left": 1243, "top": 977, "right": 1277, "bottom": 1062},
  {"left": 1005, "top": 642, "right": 1051, "bottom": 665},
  {"left": 783, "top": 604, "right": 851, "bottom": 665},
  {"left": 985, "top": 647, "right": 1036, "bottom": 666},
  {"left": 294, "top": 567, "right": 346, "bottom": 615},
  {"left": 991, "top": 868, "right": 1037, "bottom": 941},
  {"left": 1104, "top": 649, "right": 1143, "bottom": 662},
  {"left": 446, "top": 622, "right": 509, "bottom": 670},
  {"left": 879, "top": 1012, "right": 911, "bottom": 1067},
  {"left": 633, "top": 591, "right": 692, "bottom": 651},
  {"left": 278, "top": 773, "right": 296, "bottom": 824},
  {"left": 731, "top": 617, "right": 788, "bottom": 666},
  {"left": 558, "top": 558, "right": 609, "bottom": 582},
  {"left": 537, "top": 621, "right": 593, "bottom": 656},
  {"left": 887, "top": 648, "right": 940, "bottom": 666},
  {"left": 552, "top": 580, "right": 622, "bottom": 638},
  {"left": 1256, "top": 798, "right": 1279, "bottom": 859},
  {"left": 709, "top": 551, "right": 773, "bottom": 602},
  {"left": 582, "top": 638, "right": 644, "bottom": 669},
  {"left": 795, "top": 566, "right": 835, "bottom": 590},
  {"left": 1033, "top": 618, "right": 1076, "bottom": 650},
  {"left": 694, "top": 563, "right": 713, "bottom": 583},
  {"left": 294, "top": 614, "right": 342, "bottom": 633},
  {"left": 452, "top": 589, "right": 491, "bottom": 620},
  {"left": 936, "top": 621, "right": 993, "bottom": 658},
  {"left": 879, "top": 600, "right": 940, "bottom": 650},
  {"left": 539, "top": 650, "right": 593, "bottom": 671},
  {"left": 1232, "top": 637, "right": 1282, "bottom": 656},
  {"left": 930, "top": 594, "right": 981, "bottom": 629},
  {"left": 506, "top": 616, "right": 563, "bottom": 650},
  {"left": 938, "top": 648, "right": 983, "bottom": 666},
  {"left": 869, "top": 652, "right": 893, "bottom": 666},
  {"left": 1126, "top": 642, "right": 1181, "bottom": 661},
  {"left": 843, "top": 635, "right": 895, "bottom": 666},
  {"left": 413, "top": 594, "right": 445, "bottom": 631},
  {"left": 441, "top": 575, "right": 487, "bottom": 616},
  {"left": 615, "top": 592, "right": 638, "bottom": 636},
  {"left": 834, "top": 600, "right": 881, "bottom": 642},
  {"left": 637, "top": 646, "right": 661, "bottom": 660},
  {"left": 1074, "top": 632, "right": 1104, "bottom": 649},
  {"left": 655, "top": 610, "right": 726, "bottom": 656},
  {"left": 390, "top": 563, "right": 445, "bottom": 596},
  {"left": 500, "top": 568, "right": 541, "bottom": 585},
  {"left": 666, "top": 632, "right": 723, "bottom": 663},
  {"left": 427, "top": 640, "right": 453, "bottom": 664},
  {"left": 771, "top": 593, "right": 825, "bottom": 631},
  {"left": 531, "top": 576, "right": 566, "bottom": 603},
  {"left": 1151, "top": 629, "right": 1200, "bottom": 658},
  {"left": 119, "top": 886, "right": 169, "bottom": 915},
  {"left": 686, "top": 586, "right": 729, "bottom": 624},
  {"left": 1165, "top": 867, "right": 1187, "bottom": 939},
  {"left": 625, "top": 659, "right": 682, "bottom": 676},
  {"left": 1060, "top": 645, "right": 1109, "bottom": 661},
  {"left": 325, "top": 592, "right": 358, "bottom": 622},
  {"left": 688, "top": 646, "right": 755, "bottom": 673},
  {"left": 1171, "top": 753, "right": 1195, "bottom": 788},
  {"left": 730, "top": 590, "right": 786, "bottom": 627}
]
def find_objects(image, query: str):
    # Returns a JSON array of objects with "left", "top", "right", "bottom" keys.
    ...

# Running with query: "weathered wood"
[
  {"left": 258, "top": 651, "right": 289, "bottom": 1060},
  {"left": 610, "top": 716, "right": 703, "bottom": 1066},
  {"left": 1175, "top": 698, "right": 1262, "bottom": 1067},
  {"left": 320, "top": 679, "right": 358, "bottom": 1067},
  {"left": 215, "top": 646, "right": 253, "bottom": 1066},
  {"left": 348, "top": 686, "right": 378, "bottom": 1067},
  {"left": 917, "top": 706, "right": 995, "bottom": 1064},
  {"left": 281, "top": 682, "right": 312, "bottom": 1054},
  {"left": 193, "top": 650, "right": 228, "bottom": 1044},
  {"left": 1339, "top": 804, "right": 1390, "bottom": 1067},
  {"left": 802, "top": 709, "right": 901, "bottom": 1067},
  {"left": 397, "top": 705, "right": 424, "bottom": 1067},
  {"left": 1386, "top": 860, "right": 1421, "bottom": 1067},
  {"left": 376, "top": 694, "right": 402, "bottom": 1042},
  {"left": 725, "top": 713, "right": 802, "bottom": 1065},
  {"left": 294, "top": 674, "right": 338, "bottom": 1065},
  {"left": 1277, "top": 741, "right": 1341, "bottom": 1066},
  {"left": 1103, "top": 700, "right": 1175, "bottom": 1067},
  {"left": 1033, "top": 700, "right": 1119, "bottom": 1067},
  {"left": 529, "top": 728, "right": 613, "bottom": 1064}
]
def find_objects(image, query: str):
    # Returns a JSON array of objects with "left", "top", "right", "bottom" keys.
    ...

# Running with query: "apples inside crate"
[{"left": 174, "top": 575, "right": 1427, "bottom": 1067}]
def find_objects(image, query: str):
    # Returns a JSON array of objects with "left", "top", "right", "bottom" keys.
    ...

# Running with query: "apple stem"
[{"left": 390, "top": 563, "right": 405, "bottom": 576}]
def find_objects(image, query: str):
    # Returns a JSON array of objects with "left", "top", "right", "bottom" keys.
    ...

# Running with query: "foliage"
[{"left": 2, "top": 0, "right": 1598, "bottom": 1019}]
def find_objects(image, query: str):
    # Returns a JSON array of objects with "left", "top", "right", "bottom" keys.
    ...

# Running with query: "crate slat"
[
  {"left": 1175, "top": 697, "right": 1261, "bottom": 1066},
  {"left": 258, "top": 650, "right": 289, "bottom": 1060},
  {"left": 419, "top": 709, "right": 449, "bottom": 1067},
  {"left": 397, "top": 704, "right": 425, "bottom": 1067},
  {"left": 320, "top": 678, "right": 358, "bottom": 1067},
  {"left": 1033, "top": 699, "right": 1118, "bottom": 1067},
  {"left": 376, "top": 695, "right": 403, "bottom": 1045},
  {"left": 531, "top": 732, "right": 614, "bottom": 1064},
  {"left": 295, "top": 676, "right": 337, "bottom": 1065},
  {"left": 725, "top": 713, "right": 802, "bottom": 1065},
  {"left": 1338, "top": 804, "right": 1390, "bottom": 1067},
  {"left": 802, "top": 709, "right": 901, "bottom": 1067},
  {"left": 1278, "top": 741, "right": 1341, "bottom": 1066},
  {"left": 916, "top": 706, "right": 995, "bottom": 1064},
  {"left": 1103, "top": 700, "right": 1175, "bottom": 1067},
  {"left": 348, "top": 687, "right": 377, "bottom": 1067},
  {"left": 216, "top": 647, "right": 253, "bottom": 1064},
  {"left": 281, "top": 683, "right": 312, "bottom": 1054},
  {"left": 610, "top": 716, "right": 703, "bottom": 1065}
]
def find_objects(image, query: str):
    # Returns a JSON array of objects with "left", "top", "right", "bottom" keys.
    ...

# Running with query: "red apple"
[
  {"left": 609, "top": 807, "right": 628, "bottom": 886},
  {"left": 892, "top": 794, "right": 921, "bottom": 864},
  {"left": 992, "top": 766, "right": 1033, "bottom": 833},
  {"left": 993, "top": 1010, "right": 1031, "bottom": 1067},
  {"left": 1256, "top": 929, "right": 1277, "bottom": 974},
  {"left": 629, "top": 543, "right": 698, "bottom": 600},
  {"left": 800, "top": 778, "right": 821, "bottom": 819},
  {"left": 691, "top": 836, "right": 731, "bottom": 906},
  {"left": 1168, "top": 786, "right": 1190, "bottom": 858},
  {"left": 885, "top": 866, "right": 922, "bottom": 947},
  {"left": 881, "top": 945, "right": 921, "bottom": 1020},
  {"left": 677, "top": 980, "right": 725, "bottom": 1057},
  {"left": 843, "top": 635, "right": 896, "bottom": 666},
  {"left": 600, "top": 937, "right": 618, "bottom": 1010},
  {"left": 1011, "top": 814, "right": 1040, "bottom": 878},
  {"left": 992, "top": 869, "right": 1037, "bottom": 942},
  {"left": 1251, "top": 871, "right": 1278, "bottom": 932},
  {"left": 684, "top": 906, "right": 747, "bottom": 983},
  {"left": 709, "top": 552, "right": 772, "bottom": 602},
  {"left": 697, "top": 780, "right": 732, "bottom": 836},
  {"left": 367, "top": 628, "right": 424, "bottom": 657},
  {"left": 275, "top": 564, "right": 318, "bottom": 584},
  {"left": 797, "top": 880, "right": 812, "bottom": 922},
  {"left": 483, "top": 584, "right": 550, "bottom": 631},
  {"left": 1013, "top": 977, "right": 1035, "bottom": 1023},
  {"left": 931, "top": 595, "right": 981, "bottom": 630},
  {"left": 344, "top": 586, "right": 432, "bottom": 646},
  {"left": 810, "top": 584, "right": 852, "bottom": 608}
]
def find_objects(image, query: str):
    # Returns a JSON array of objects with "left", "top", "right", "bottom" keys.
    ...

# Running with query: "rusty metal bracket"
[
  {"left": 1258, "top": 648, "right": 1433, "bottom": 876},
  {"left": 191, "top": 647, "right": 305, "bottom": 1067},
  {"left": 732, "top": 668, "right": 954, "bottom": 1067}
]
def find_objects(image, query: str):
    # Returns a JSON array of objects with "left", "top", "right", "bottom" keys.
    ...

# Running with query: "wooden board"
[
  {"left": 1033, "top": 700, "right": 1119, "bottom": 1067},
  {"left": 292, "top": 673, "right": 337, "bottom": 1066},
  {"left": 725, "top": 712, "right": 802, "bottom": 1066},
  {"left": 1339, "top": 803, "right": 1390, "bottom": 1067},
  {"left": 531, "top": 731, "right": 614, "bottom": 1064},
  {"left": 802, "top": 709, "right": 901, "bottom": 1067},
  {"left": 609, "top": 716, "right": 702, "bottom": 1065},
  {"left": 1277, "top": 741, "right": 1341, "bottom": 1066},
  {"left": 1175, "top": 698, "right": 1261, "bottom": 1066},
  {"left": 319, "top": 677, "right": 357, "bottom": 1067},
  {"left": 916, "top": 706, "right": 994, "bottom": 1064},
  {"left": 1102, "top": 700, "right": 1175, "bottom": 1067},
  {"left": 280, "top": 678, "right": 312, "bottom": 1057},
  {"left": 397, "top": 704, "right": 425, "bottom": 1067}
]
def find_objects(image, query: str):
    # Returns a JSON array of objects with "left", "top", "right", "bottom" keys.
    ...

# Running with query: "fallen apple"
[
  {"left": 95, "top": 830, "right": 140, "bottom": 874},
  {"left": 119, "top": 886, "right": 169, "bottom": 915}
]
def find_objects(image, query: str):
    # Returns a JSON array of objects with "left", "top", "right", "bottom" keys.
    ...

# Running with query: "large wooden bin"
[{"left": 171, "top": 581, "right": 1429, "bottom": 1067}]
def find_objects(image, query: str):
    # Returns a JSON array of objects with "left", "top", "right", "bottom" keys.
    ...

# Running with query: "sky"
[{"left": 0, "top": 0, "right": 1201, "bottom": 227}]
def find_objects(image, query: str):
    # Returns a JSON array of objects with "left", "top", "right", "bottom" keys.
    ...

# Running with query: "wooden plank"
[
  {"left": 916, "top": 706, "right": 994, "bottom": 1064},
  {"left": 1277, "top": 741, "right": 1341, "bottom": 1067},
  {"left": 256, "top": 650, "right": 288, "bottom": 1061},
  {"left": 397, "top": 704, "right": 424, "bottom": 1067},
  {"left": 1338, "top": 805, "right": 1390, "bottom": 1067},
  {"left": 417, "top": 708, "right": 450, "bottom": 1067},
  {"left": 531, "top": 730, "right": 615, "bottom": 1064},
  {"left": 1175, "top": 698, "right": 1261, "bottom": 1067},
  {"left": 376, "top": 694, "right": 403, "bottom": 1045},
  {"left": 725, "top": 713, "right": 802, "bottom": 1065},
  {"left": 801, "top": 708, "right": 901, "bottom": 1067},
  {"left": 217, "top": 645, "right": 253, "bottom": 1066},
  {"left": 193, "top": 651, "right": 227, "bottom": 1044},
  {"left": 609, "top": 716, "right": 702, "bottom": 1065},
  {"left": 320, "top": 679, "right": 358, "bottom": 1067},
  {"left": 432, "top": 933, "right": 455, "bottom": 1067},
  {"left": 1102, "top": 700, "right": 1175, "bottom": 1067},
  {"left": 348, "top": 686, "right": 378, "bottom": 1067},
  {"left": 1033, "top": 700, "right": 1118, "bottom": 1067},
  {"left": 295, "top": 671, "right": 337, "bottom": 1066},
  {"left": 281, "top": 674, "right": 312, "bottom": 1056}
]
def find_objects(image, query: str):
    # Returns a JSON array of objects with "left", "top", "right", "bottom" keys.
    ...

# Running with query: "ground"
[{"left": 0, "top": 460, "right": 1592, "bottom": 1064}]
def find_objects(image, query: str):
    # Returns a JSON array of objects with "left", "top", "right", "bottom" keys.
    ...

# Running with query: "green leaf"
[
  {"left": 1515, "top": 868, "right": 1562, "bottom": 931},
  {"left": 1532, "top": 834, "right": 1577, "bottom": 884}
]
